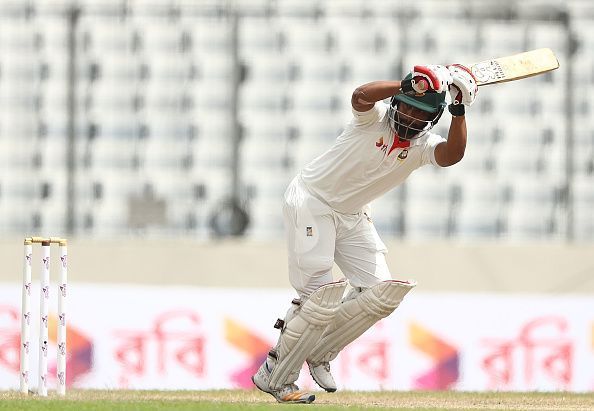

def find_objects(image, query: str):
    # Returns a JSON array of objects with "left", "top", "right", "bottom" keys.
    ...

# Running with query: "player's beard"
[
  {"left": 395, "top": 121, "right": 430, "bottom": 141},
  {"left": 395, "top": 123, "right": 420, "bottom": 140}
]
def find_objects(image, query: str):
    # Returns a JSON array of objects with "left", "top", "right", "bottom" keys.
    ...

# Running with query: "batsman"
[{"left": 252, "top": 64, "right": 478, "bottom": 403}]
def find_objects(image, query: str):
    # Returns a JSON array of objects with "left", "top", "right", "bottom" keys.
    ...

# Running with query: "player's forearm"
[
  {"left": 351, "top": 81, "right": 402, "bottom": 108},
  {"left": 444, "top": 116, "right": 467, "bottom": 164}
]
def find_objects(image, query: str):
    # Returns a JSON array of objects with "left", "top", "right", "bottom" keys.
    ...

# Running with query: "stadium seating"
[{"left": 0, "top": 0, "right": 589, "bottom": 242}]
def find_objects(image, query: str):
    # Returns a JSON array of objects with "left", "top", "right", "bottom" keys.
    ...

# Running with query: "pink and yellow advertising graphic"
[
  {"left": 225, "top": 318, "right": 270, "bottom": 388},
  {"left": 409, "top": 322, "right": 459, "bottom": 390},
  {"left": 0, "top": 285, "right": 592, "bottom": 391}
]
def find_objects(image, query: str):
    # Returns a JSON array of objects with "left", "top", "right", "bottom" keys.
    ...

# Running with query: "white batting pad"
[
  {"left": 307, "top": 280, "right": 416, "bottom": 365},
  {"left": 268, "top": 280, "right": 347, "bottom": 390}
]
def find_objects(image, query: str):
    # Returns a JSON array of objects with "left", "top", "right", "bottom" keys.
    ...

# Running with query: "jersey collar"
[{"left": 387, "top": 132, "right": 412, "bottom": 156}]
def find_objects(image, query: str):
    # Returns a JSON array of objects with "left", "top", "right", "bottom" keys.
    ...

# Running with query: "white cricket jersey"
[{"left": 300, "top": 101, "right": 446, "bottom": 214}]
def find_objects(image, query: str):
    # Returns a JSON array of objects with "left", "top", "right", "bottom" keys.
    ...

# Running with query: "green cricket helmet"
[{"left": 387, "top": 73, "right": 446, "bottom": 140}]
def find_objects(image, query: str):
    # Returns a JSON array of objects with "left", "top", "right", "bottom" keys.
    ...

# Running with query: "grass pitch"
[{"left": 1, "top": 389, "right": 593, "bottom": 411}]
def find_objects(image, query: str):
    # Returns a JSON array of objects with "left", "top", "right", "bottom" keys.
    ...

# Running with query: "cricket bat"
[{"left": 467, "top": 48, "right": 560, "bottom": 86}]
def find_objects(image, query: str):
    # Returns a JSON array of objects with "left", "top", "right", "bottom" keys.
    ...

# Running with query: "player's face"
[
  {"left": 398, "top": 102, "right": 434, "bottom": 128},
  {"left": 393, "top": 102, "right": 436, "bottom": 140}
]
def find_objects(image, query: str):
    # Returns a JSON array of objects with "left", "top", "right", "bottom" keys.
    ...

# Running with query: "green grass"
[{"left": 0, "top": 389, "right": 593, "bottom": 411}]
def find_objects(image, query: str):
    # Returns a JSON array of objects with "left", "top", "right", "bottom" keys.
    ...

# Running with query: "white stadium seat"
[
  {"left": 239, "top": 18, "right": 283, "bottom": 54},
  {"left": 572, "top": 176, "right": 594, "bottom": 241},
  {"left": 480, "top": 22, "right": 527, "bottom": 55},
  {"left": 279, "top": 19, "right": 334, "bottom": 54}
]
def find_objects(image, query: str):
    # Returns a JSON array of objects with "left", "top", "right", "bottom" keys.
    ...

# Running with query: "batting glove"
[
  {"left": 448, "top": 64, "right": 478, "bottom": 107},
  {"left": 401, "top": 65, "right": 453, "bottom": 95}
]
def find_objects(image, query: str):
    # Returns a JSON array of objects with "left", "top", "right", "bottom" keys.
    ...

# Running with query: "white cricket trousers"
[{"left": 283, "top": 175, "right": 392, "bottom": 298}]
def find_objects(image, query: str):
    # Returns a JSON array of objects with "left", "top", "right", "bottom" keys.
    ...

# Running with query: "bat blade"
[{"left": 467, "top": 48, "right": 560, "bottom": 86}]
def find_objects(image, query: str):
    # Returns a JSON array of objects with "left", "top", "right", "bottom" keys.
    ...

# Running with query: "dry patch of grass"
[{"left": 0, "top": 389, "right": 592, "bottom": 411}]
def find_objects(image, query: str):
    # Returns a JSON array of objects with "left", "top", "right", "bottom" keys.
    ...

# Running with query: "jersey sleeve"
[
  {"left": 420, "top": 133, "right": 447, "bottom": 167},
  {"left": 351, "top": 102, "right": 388, "bottom": 128}
]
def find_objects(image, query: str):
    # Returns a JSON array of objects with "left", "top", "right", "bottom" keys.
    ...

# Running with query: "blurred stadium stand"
[{"left": 0, "top": 0, "right": 591, "bottom": 243}]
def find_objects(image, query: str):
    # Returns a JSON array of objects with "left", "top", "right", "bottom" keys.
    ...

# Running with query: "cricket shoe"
[
  {"left": 307, "top": 361, "right": 337, "bottom": 392},
  {"left": 252, "top": 360, "right": 315, "bottom": 404}
]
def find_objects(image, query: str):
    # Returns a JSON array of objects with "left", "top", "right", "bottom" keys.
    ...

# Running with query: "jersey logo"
[
  {"left": 378, "top": 135, "right": 411, "bottom": 159},
  {"left": 375, "top": 137, "right": 388, "bottom": 152},
  {"left": 306, "top": 226, "right": 313, "bottom": 237}
]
